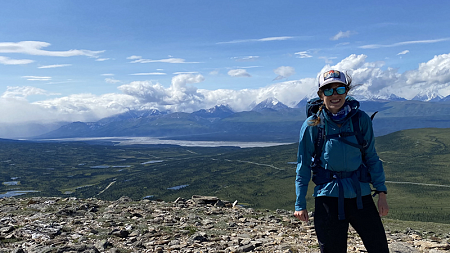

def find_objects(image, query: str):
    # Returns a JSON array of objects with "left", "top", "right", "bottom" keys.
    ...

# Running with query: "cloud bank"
[{"left": 2, "top": 53, "right": 450, "bottom": 131}]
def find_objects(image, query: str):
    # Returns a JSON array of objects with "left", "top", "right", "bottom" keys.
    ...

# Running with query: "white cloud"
[
  {"left": 129, "top": 57, "right": 200, "bottom": 64},
  {"left": 238, "top": 66, "right": 262, "bottom": 69},
  {"left": 217, "top": 36, "right": 293, "bottom": 44},
  {"left": 336, "top": 42, "right": 350, "bottom": 46},
  {"left": 38, "top": 64, "right": 71, "bottom": 69},
  {"left": 295, "top": 51, "right": 312, "bottom": 58},
  {"left": 130, "top": 72, "right": 167, "bottom": 76},
  {"left": 173, "top": 72, "right": 198, "bottom": 75},
  {"left": 330, "top": 31, "right": 355, "bottom": 41},
  {"left": 319, "top": 53, "right": 450, "bottom": 100},
  {"left": 105, "top": 78, "right": 121, "bottom": 84},
  {"left": 118, "top": 74, "right": 205, "bottom": 112},
  {"left": 3, "top": 53, "right": 450, "bottom": 132},
  {"left": 332, "top": 54, "right": 367, "bottom": 70},
  {"left": 273, "top": 66, "right": 295, "bottom": 80},
  {"left": 46, "top": 80, "right": 75, "bottom": 85},
  {"left": 21, "top": 76, "right": 52, "bottom": 81},
  {"left": 397, "top": 50, "right": 409, "bottom": 55},
  {"left": 102, "top": 73, "right": 114, "bottom": 76},
  {"left": 403, "top": 53, "right": 450, "bottom": 87},
  {"left": 32, "top": 93, "right": 137, "bottom": 123},
  {"left": 199, "top": 78, "right": 317, "bottom": 111},
  {"left": 96, "top": 58, "right": 110, "bottom": 61},
  {"left": 360, "top": 38, "right": 450, "bottom": 49},
  {"left": 118, "top": 81, "right": 168, "bottom": 104},
  {"left": 127, "top": 55, "right": 142, "bottom": 60},
  {"left": 0, "top": 41, "right": 104, "bottom": 57},
  {"left": 0, "top": 56, "right": 34, "bottom": 65},
  {"left": 0, "top": 97, "right": 61, "bottom": 124},
  {"left": 209, "top": 70, "right": 219, "bottom": 75},
  {"left": 1, "top": 86, "right": 59, "bottom": 100},
  {"left": 232, "top": 56, "right": 260, "bottom": 62},
  {"left": 228, "top": 69, "right": 251, "bottom": 77}
]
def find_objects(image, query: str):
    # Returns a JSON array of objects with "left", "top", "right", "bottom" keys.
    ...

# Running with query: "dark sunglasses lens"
[
  {"left": 323, "top": 89, "right": 333, "bottom": 96},
  {"left": 336, "top": 87, "right": 346, "bottom": 94},
  {"left": 323, "top": 87, "right": 346, "bottom": 96}
]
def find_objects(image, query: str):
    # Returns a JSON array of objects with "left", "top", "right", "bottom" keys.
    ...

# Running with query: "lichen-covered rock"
[{"left": 0, "top": 196, "right": 448, "bottom": 252}]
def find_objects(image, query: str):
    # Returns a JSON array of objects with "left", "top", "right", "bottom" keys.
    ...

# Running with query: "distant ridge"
[
  {"left": 35, "top": 99, "right": 450, "bottom": 141},
  {"left": 98, "top": 109, "right": 164, "bottom": 124}
]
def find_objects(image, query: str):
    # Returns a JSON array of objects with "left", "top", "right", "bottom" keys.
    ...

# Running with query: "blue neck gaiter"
[{"left": 326, "top": 103, "right": 351, "bottom": 124}]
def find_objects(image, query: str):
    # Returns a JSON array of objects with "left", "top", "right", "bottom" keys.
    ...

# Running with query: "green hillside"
[
  {"left": 375, "top": 128, "right": 450, "bottom": 223},
  {"left": 1, "top": 127, "right": 449, "bottom": 224}
]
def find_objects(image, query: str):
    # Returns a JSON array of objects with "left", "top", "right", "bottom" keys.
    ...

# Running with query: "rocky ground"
[{"left": 0, "top": 195, "right": 449, "bottom": 253}]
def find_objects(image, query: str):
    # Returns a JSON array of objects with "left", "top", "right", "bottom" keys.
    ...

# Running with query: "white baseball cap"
[{"left": 318, "top": 70, "right": 348, "bottom": 88}]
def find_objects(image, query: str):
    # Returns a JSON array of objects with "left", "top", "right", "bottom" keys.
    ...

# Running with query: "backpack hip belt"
[{"left": 312, "top": 164, "right": 369, "bottom": 220}]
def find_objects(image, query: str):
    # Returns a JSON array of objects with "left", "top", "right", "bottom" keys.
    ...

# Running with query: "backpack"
[{"left": 305, "top": 97, "right": 378, "bottom": 220}]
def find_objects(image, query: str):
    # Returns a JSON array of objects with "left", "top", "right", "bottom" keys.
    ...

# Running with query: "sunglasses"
[{"left": 323, "top": 86, "right": 347, "bottom": 96}]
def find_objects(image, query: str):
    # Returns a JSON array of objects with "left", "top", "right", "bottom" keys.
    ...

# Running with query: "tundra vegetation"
[{"left": 0, "top": 128, "right": 449, "bottom": 225}]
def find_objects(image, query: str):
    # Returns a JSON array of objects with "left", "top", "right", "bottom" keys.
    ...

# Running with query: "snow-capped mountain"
[
  {"left": 412, "top": 91, "right": 443, "bottom": 102},
  {"left": 251, "top": 98, "right": 289, "bottom": 112},
  {"left": 385, "top": 94, "right": 407, "bottom": 101},
  {"left": 98, "top": 109, "right": 164, "bottom": 124},
  {"left": 192, "top": 105, "right": 234, "bottom": 118}
]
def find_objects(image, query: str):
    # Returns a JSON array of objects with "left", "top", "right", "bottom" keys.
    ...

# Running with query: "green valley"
[{"left": 0, "top": 127, "right": 449, "bottom": 224}]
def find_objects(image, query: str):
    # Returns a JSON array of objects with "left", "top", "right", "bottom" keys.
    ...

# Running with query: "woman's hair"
[{"left": 308, "top": 71, "right": 354, "bottom": 126}]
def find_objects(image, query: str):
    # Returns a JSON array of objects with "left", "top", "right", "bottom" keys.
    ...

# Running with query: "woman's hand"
[
  {"left": 294, "top": 210, "right": 309, "bottom": 222},
  {"left": 377, "top": 192, "right": 389, "bottom": 217}
]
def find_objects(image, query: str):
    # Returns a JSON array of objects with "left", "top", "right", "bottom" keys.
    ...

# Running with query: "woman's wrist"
[{"left": 372, "top": 190, "right": 387, "bottom": 197}]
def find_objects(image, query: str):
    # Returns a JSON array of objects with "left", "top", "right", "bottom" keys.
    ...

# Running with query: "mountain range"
[{"left": 35, "top": 96, "right": 450, "bottom": 142}]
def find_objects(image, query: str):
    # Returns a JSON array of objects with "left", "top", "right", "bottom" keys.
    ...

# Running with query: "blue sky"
[{"left": 1, "top": 0, "right": 450, "bottom": 133}]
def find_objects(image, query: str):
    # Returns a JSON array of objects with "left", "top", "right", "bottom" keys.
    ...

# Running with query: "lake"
[
  {"left": 0, "top": 190, "right": 39, "bottom": 198},
  {"left": 34, "top": 137, "right": 292, "bottom": 148}
]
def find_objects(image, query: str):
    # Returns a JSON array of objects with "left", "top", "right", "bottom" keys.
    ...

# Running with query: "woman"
[{"left": 294, "top": 70, "right": 389, "bottom": 252}]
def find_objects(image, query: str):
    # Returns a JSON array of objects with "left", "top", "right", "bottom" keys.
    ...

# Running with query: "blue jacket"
[{"left": 295, "top": 97, "right": 387, "bottom": 211}]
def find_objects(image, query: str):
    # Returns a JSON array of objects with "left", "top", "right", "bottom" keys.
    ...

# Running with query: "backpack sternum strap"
[{"left": 326, "top": 132, "right": 365, "bottom": 150}]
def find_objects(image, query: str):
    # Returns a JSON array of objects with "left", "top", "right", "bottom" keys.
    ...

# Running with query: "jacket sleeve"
[
  {"left": 295, "top": 119, "right": 316, "bottom": 211},
  {"left": 359, "top": 111, "right": 387, "bottom": 192}
]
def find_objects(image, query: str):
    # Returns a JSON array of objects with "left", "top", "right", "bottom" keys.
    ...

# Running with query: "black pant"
[{"left": 314, "top": 195, "right": 389, "bottom": 253}]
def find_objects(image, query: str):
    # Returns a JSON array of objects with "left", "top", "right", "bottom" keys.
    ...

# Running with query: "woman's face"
[{"left": 319, "top": 83, "right": 348, "bottom": 114}]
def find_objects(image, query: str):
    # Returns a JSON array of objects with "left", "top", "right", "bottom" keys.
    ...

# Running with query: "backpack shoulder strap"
[
  {"left": 351, "top": 110, "right": 369, "bottom": 160},
  {"left": 352, "top": 110, "right": 366, "bottom": 148},
  {"left": 311, "top": 121, "right": 325, "bottom": 168}
]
